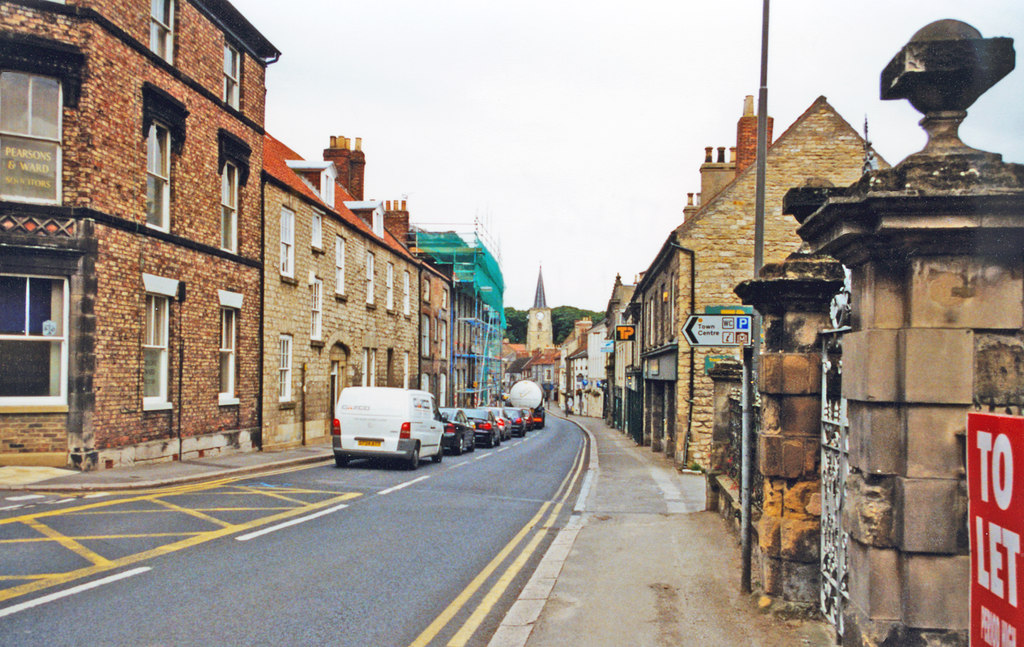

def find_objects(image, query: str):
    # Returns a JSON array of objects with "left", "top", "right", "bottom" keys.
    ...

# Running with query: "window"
[
  {"left": 365, "top": 251, "right": 375, "bottom": 305},
  {"left": 311, "top": 277, "right": 322, "bottom": 341},
  {"left": 0, "top": 276, "right": 67, "bottom": 404},
  {"left": 220, "top": 161, "right": 237, "bottom": 251},
  {"left": 280, "top": 206, "right": 294, "bottom": 277},
  {"left": 0, "top": 72, "right": 61, "bottom": 204},
  {"left": 311, "top": 211, "right": 322, "bottom": 249},
  {"left": 420, "top": 373, "right": 429, "bottom": 392},
  {"left": 403, "top": 271, "right": 411, "bottom": 315},
  {"left": 421, "top": 314, "right": 430, "bottom": 357},
  {"left": 440, "top": 320, "right": 448, "bottom": 359},
  {"left": 441, "top": 288, "right": 448, "bottom": 309},
  {"left": 362, "top": 348, "right": 376, "bottom": 387},
  {"left": 371, "top": 206, "right": 383, "bottom": 237},
  {"left": 334, "top": 236, "right": 345, "bottom": 295},
  {"left": 219, "top": 308, "right": 237, "bottom": 404},
  {"left": 278, "top": 334, "right": 292, "bottom": 401},
  {"left": 386, "top": 262, "right": 394, "bottom": 310},
  {"left": 150, "top": 0, "right": 174, "bottom": 62},
  {"left": 422, "top": 277, "right": 430, "bottom": 301},
  {"left": 223, "top": 43, "right": 240, "bottom": 108},
  {"left": 143, "top": 294, "right": 169, "bottom": 409},
  {"left": 403, "top": 351, "right": 409, "bottom": 389},
  {"left": 439, "top": 373, "right": 447, "bottom": 407},
  {"left": 146, "top": 122, "right": 170, "bottom": 230}
]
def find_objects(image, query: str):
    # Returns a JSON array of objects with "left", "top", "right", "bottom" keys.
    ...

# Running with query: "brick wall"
[{"left": 0, "top": 0, "right": 270, "bottom": 468}]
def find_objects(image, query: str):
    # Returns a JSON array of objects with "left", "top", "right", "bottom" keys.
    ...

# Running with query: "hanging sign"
[{"left": 969, "top": 412, "right": 1024, "bottom": 647}]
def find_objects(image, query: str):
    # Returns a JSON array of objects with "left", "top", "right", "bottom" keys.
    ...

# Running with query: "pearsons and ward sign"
[
  {"left": 969, "top": 413, "right": 1024, "bottom": 647},
  {"left": 2, "top": 137, "right": 58, "bottom": 202}
]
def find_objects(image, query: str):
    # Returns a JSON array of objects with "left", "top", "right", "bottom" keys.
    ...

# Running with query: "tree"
[
  {"left": 504, "top": 307, "right": 527, "bottom": 343},
  {"left": 551, "top": 306, "right": 604, "bottom": 345}
]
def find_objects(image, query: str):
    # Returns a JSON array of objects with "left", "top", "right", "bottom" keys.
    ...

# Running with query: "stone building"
[
  {"left": 0, "top": 0, "right": 278, "bottom": 468},
  {"left": 526, "top": 267, "right": 553, "bottom": 352},
  {"left": 602, "top": 274, "right": 635, "bottom": 431},
  {"left": 261, "top": 134, "right": 419, "bottom": 449},
  {"left": 643, "top": 95, "right": 884, "bottom": 470}
]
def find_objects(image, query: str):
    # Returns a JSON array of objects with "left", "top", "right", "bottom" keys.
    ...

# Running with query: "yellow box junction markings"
[{"left": 0, "top": 466, "right": 361, "bottom": 605}]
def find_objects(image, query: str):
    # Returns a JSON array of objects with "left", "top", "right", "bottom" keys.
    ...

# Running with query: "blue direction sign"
[{"left": 682, "top": 314, "right": 753, "bottom": 347}]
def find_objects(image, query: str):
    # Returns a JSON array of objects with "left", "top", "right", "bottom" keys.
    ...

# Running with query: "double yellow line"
[{"left": 409, "top": 434, "right": 589, "bottom": 647}]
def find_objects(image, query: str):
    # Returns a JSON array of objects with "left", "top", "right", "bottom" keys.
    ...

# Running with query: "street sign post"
[
  {"left": 968, "top": 412, "right": 1024, "bottom": 647},
  {"left": 682, "top": 314, "right": 752, "bottom": 347}
]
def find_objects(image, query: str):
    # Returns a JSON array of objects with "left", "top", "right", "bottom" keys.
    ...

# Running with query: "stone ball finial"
[{"left": 881, "top": 19, "right": 1015, "bottom": 156}]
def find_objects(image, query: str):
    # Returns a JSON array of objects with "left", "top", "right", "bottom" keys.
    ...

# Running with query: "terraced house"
[
  {"left": 0, "top": 0, "right": 278, "bottom": 468},
  {"left": 261, "top": 134, "right": 420, "bottom": 449}
]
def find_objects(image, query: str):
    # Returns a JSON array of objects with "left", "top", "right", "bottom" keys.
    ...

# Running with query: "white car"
[{"left": 332, "top": 387, "right": 444, "bottom": 470}]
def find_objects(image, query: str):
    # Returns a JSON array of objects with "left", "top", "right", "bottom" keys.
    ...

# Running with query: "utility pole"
[{"left": 741, "top": 0, "right": 770, "bottom": 595}]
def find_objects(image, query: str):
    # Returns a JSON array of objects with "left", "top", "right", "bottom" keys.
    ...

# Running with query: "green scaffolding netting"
[{"left": 413, "top": 230, "right": 505, "bottom": 329}]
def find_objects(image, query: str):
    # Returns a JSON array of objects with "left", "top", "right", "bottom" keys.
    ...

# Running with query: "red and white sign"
[{"left": 970, "top": 413, "right": 1024, "bottom": 647}]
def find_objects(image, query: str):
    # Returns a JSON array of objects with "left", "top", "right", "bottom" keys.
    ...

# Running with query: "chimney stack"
[
  {"left": 735, "top": 95, "right": 773, "bottom": 173},
  {"left": 323, "top": 135, "right": 366, "bottom": 200},
  {"left": 383, "top": 198, "right": 410, "bottom": 244}
]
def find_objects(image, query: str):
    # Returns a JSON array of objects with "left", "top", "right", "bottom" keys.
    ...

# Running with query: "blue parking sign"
[{"left": 737, "top": 316, "right": 751, "bottom": 331}]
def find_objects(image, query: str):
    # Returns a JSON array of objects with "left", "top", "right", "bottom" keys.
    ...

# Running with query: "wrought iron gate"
[{"left": 820, "top": 327, "right": 849, "bottom": 637}]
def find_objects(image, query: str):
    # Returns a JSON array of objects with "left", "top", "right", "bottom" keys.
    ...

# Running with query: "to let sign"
[{"left": 969, "top": 412, "right": 1024, "bottom": 647}]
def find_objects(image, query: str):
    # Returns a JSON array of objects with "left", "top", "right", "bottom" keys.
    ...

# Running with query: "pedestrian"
[{"left": 565, "top": 395, "right": 573, "bottom": 416}]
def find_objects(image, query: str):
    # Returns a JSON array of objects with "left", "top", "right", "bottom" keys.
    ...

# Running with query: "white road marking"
[
  {"left": 235, "top": 503, "right": 350, "bottom": 542},
  {"left": 474, "top": 453, "right": 493, "bottom": 461},
  {"left": 0, "top": 567, "right": 151, "bottom": 619},
  {"left": 84, "top": 493, "right": 111, "bottom": 499},
  {"left": 0, "top": 504, "right": 24, "bottom": 511},
  {"left": 5, "top": 495, "right": 44, "bottom": 502},
  {"left": 377, "top": 475, "right": 430, "bottom": 496}
]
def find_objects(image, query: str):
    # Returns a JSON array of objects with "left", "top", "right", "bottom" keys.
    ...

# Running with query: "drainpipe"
[
  {"left": 177, "top": 282, "right": 186, "bottom": 461},
  {"left": 668, "top": 240, "right": 696, "bottom": 467},
  {"left": 257, "top": 172, "right": 266, "bottom": 451},
  {"left": 301, "top": 362, "right": 307, "bottom": 446}
]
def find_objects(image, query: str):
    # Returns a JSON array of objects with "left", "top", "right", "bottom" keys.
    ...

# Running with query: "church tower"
[{"left": 526, "top": 266, "right": 553, "bottom": 351}]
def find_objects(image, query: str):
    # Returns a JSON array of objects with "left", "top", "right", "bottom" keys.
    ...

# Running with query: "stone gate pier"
[{"left": 796, "top": 20, "right": 1024, "bottom": 646}]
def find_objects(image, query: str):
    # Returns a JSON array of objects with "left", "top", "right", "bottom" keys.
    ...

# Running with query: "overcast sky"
[{"left": 230, "top": 0, "right": 1024, "bottom": 312}]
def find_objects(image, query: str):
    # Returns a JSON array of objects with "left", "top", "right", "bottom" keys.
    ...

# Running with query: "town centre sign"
[{"left": 681, "top": 314, "right": 752, "bottom": 347}]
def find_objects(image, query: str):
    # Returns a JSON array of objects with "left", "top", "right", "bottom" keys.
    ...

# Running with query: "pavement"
[
  {"left": 488, "top": 414, "right": 836, "bottom": 647},
  {"left": 0, "top": 417, "right": 836, "bottom": 646}
]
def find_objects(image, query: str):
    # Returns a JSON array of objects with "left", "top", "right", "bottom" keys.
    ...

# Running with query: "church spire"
[{"left": 532, "top": 266, "right": 547, "bottom": 309}]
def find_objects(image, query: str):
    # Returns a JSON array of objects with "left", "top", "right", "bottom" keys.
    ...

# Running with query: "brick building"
[
  {"left": 630, "top": 95, "right": 885, "bottom": 470},
  {"left": 261, "top": 134, "right": 421, "bottom": 449},
  {"left": 0, "top": 0, "right": 278, "bottom": 468}
]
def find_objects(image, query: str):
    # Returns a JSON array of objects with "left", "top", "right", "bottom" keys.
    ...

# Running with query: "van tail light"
[
  {"left": 444, "top": 423, "right": 455, "bottom": 434},
  {"left": 331, "top": 419, "right": 341, "bottom": 436},
  {"left": 400, "top": 422, "right": 411, "bottom": 440}
]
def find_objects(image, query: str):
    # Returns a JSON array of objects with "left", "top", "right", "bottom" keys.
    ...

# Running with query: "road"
[{"left": 0, "top": 417, "right": 585, "bottom": 647}]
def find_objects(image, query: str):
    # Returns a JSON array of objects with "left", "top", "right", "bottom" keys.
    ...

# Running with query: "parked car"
[
  {"left": 507, "top": 408, "right": 529, "bottom": 436},
  {"left": 463, "top": 408, "right": 501, "bottom": 447},
  {"left": 438, "top": 407, "right": 476, "bottom": 455},
  {"left": 486, "top": 407, "right": 514, "bottom": 441},
  {"left": 518, "top": 407, "right": 535, "bottom": 432},
  {"left": 332, "top": 387, "right": 444, "bottom": 470}
]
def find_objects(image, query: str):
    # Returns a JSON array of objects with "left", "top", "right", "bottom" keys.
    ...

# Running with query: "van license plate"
[{"left": 357, "top": 439, "right": 382, "bottom": 447}]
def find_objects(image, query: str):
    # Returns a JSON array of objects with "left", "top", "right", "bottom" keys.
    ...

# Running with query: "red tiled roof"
[{"left": 264, "top": 133, "right": 417, "bottom": 264}]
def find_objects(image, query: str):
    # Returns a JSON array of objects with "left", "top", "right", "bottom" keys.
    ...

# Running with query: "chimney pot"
[
  {"left": 355, "top": 137, "right": 362, "bottom": 151},
  {"left": 330, "top": 136, "right": 337, "bottom": 148},
  {"left": 687, "top": 192, "right": 694, "bottom": 206},
  {"left": 717, "top": 146, "right": 726, "bottom": 163},
  {"left": 743, "top": 95, "right": 754, "bottom": 116},
  {"left": 401, "top": 199, "right": 406, "bottom": 211},
  {"left": 704, "top": 147, "right": 713, "bottom": 163},
  {"left": 730, "top": 146, "right": 737, "bottom": 163}
]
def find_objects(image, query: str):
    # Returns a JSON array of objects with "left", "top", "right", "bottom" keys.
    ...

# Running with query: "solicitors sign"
[
  {"left": 969, "top": 412, "right": 1024, "bottom": 647},
  {"left": 1, "top": 138, "right": 58, "bottom": 202}
]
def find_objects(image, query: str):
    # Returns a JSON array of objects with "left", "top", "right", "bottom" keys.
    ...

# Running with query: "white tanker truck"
[{"left": 507, "top": 380, "right": 546, "bottom": 428}]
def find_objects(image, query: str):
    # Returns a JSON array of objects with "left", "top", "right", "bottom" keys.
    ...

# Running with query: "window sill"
[
  {"left": 366, "top": 303, "right": 377, "bottom": 311},
  {"left": 311, "top": 246, "right": 324, "bottom": 255},
  {"left": 219, "top": 395, "right": 240, "bottom": 407},
  {"left": 0, "top": 404, "right": 69, "bottom": 414},
  {"left": 279, "top": 400, "right": 296, "bottom": 410},
  {"left": 311, "top": 340, "right": 325, "bottom": 349},
  {"left": 334, "top": 293, "right": 347, "bottom": 303},
  {"left": 143, "top": 401, "right": 173, "bottom": 412},
  {"left": 280, "top": 275, "right": 299, "bottom": 286}
]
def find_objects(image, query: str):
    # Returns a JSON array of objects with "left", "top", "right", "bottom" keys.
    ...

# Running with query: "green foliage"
[
  {"left": 504, "top": 306, "right": 605, "bottom": 346},
  {"left": 551, "top": 306, "right": 604, "bottom": 345},
  {"left": 504, "top": 307, "right": 527, "bottom": 343}
]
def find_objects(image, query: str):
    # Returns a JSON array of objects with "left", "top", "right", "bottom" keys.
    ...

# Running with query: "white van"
[{"left": 331, "top": 387, "right": 444, "bottom": 470}]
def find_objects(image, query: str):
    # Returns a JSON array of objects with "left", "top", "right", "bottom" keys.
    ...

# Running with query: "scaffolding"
[{"left": 410, "top": 221, "right": 505, "bottom": 406}]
